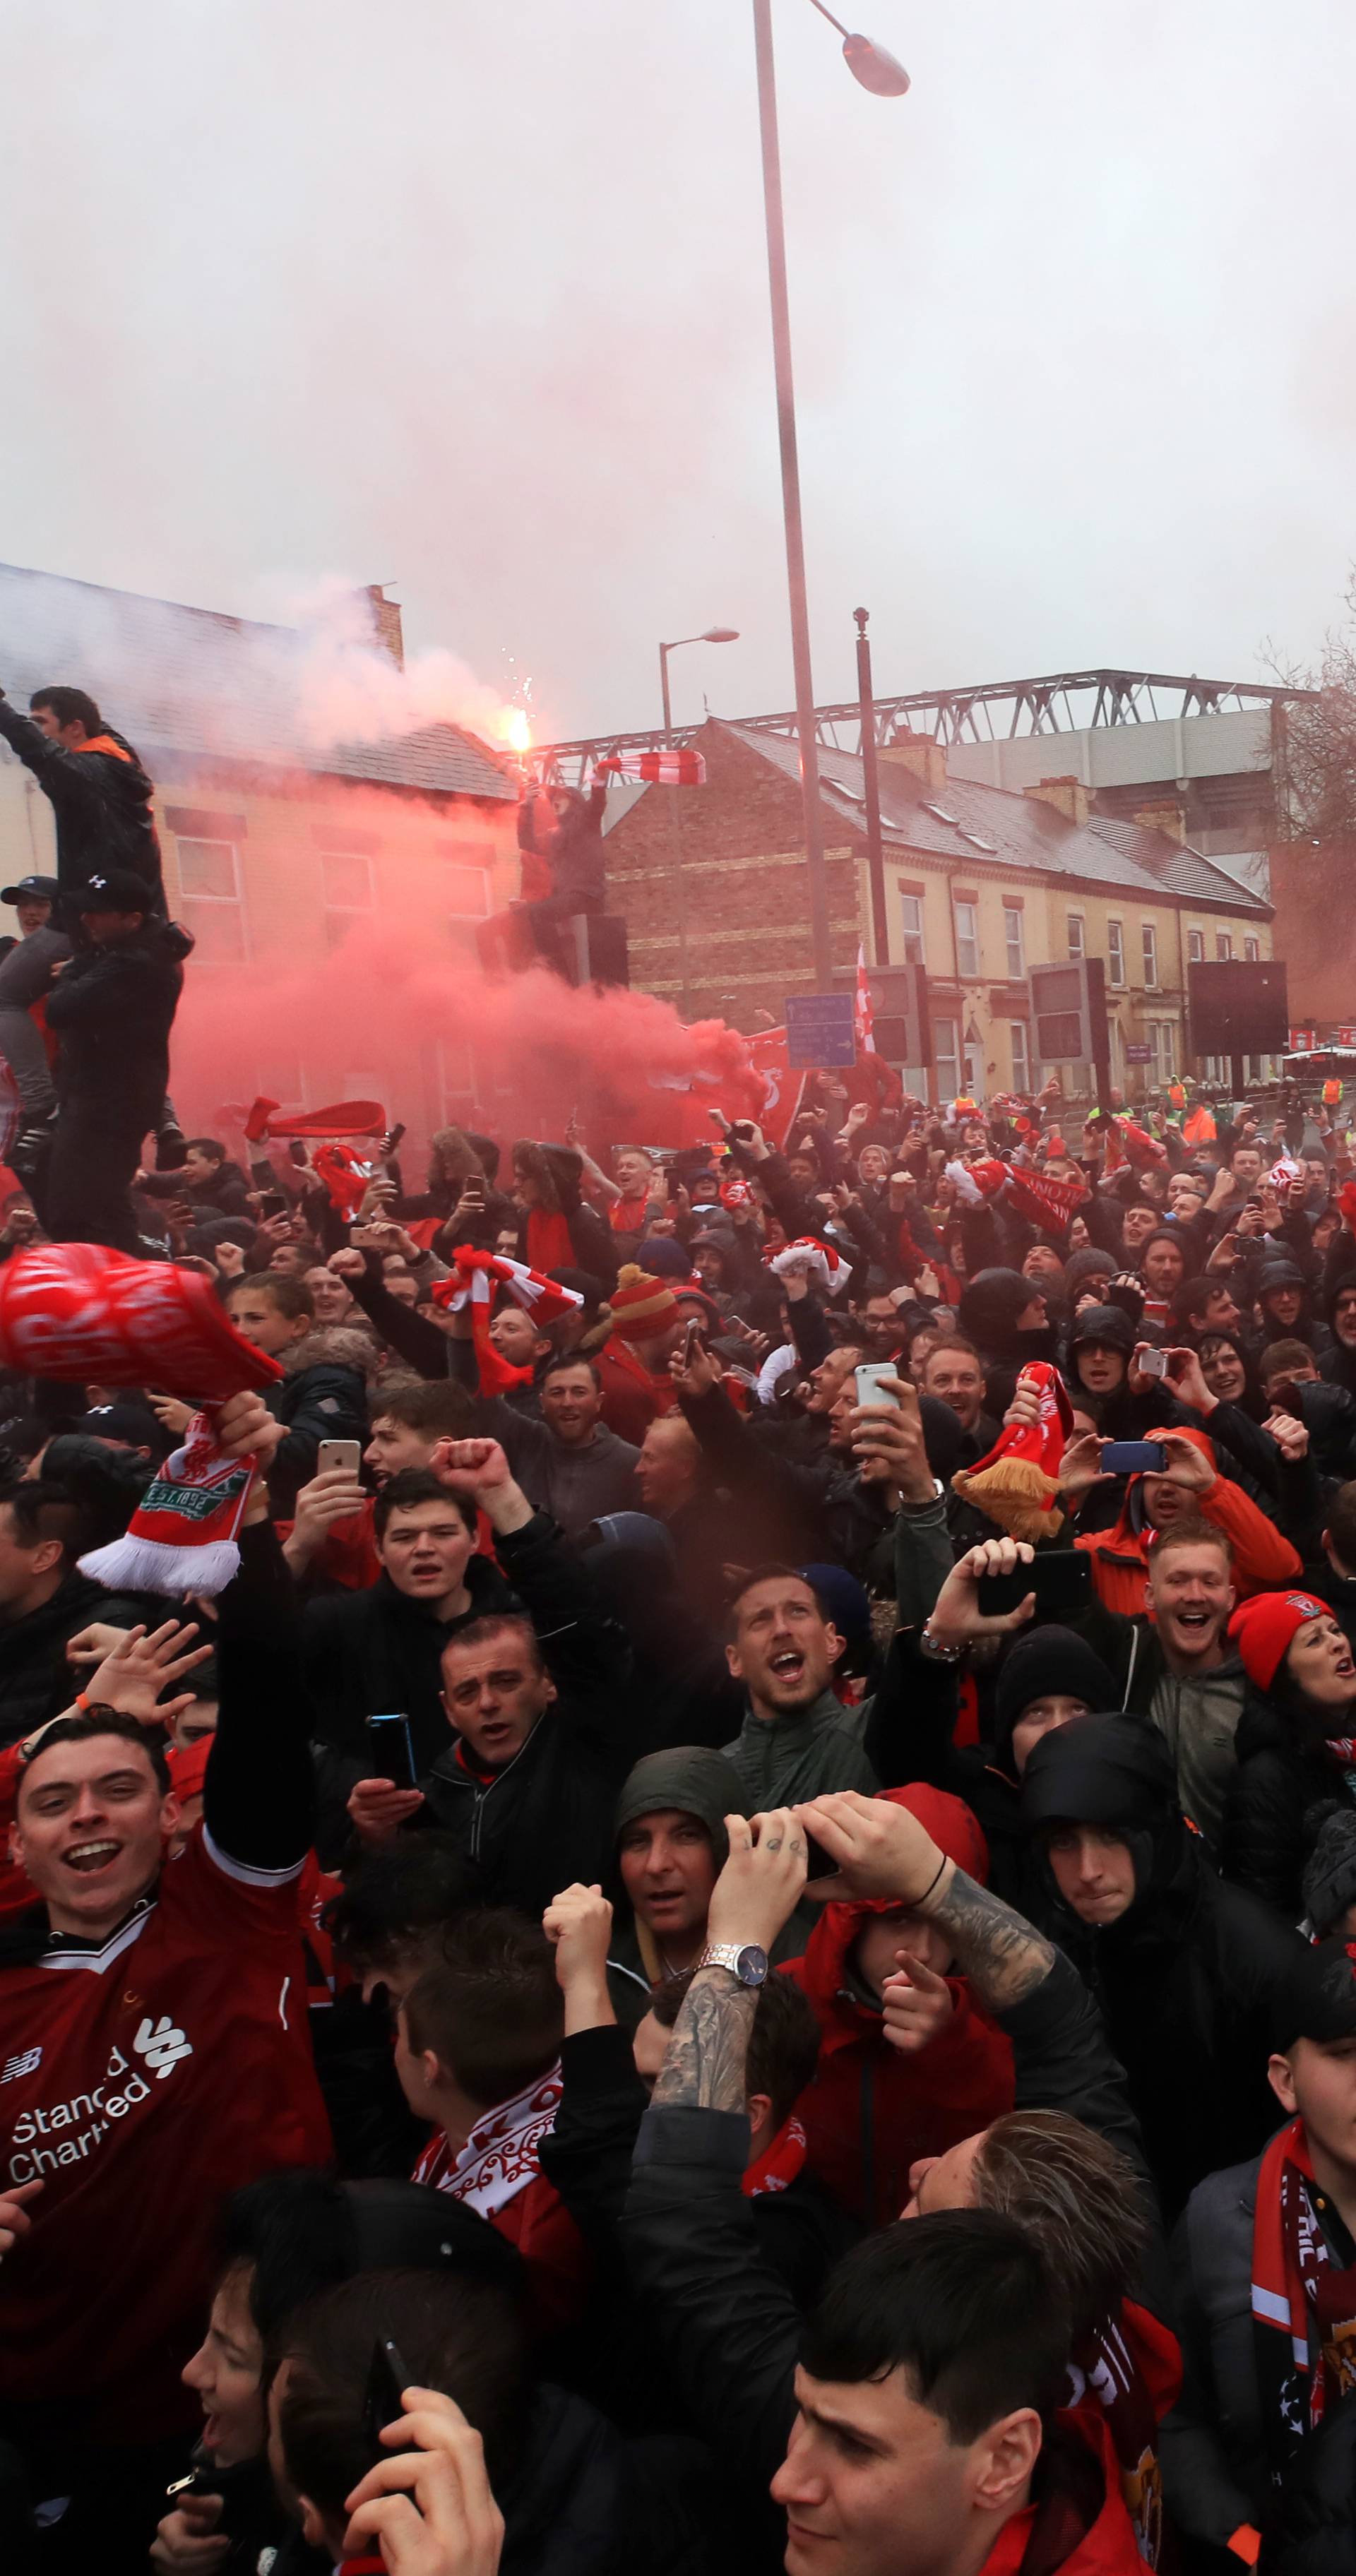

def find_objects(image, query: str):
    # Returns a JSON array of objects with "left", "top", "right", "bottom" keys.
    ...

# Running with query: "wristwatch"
[{"left": 696, "top": 1941, "right": 769, "bottom": 1988}]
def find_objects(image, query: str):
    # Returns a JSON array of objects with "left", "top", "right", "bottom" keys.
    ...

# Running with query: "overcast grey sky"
[{"left": 3, "top": 1, "right": 1354, "bottom": 744}]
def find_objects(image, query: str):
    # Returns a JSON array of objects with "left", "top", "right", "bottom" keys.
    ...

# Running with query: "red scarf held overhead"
[
  {"left": 1251, "top": 2115, "right": 1356, "bottom": 2467},
  {"left": 951, "top": 1363, "right": 1074, "bottom": 1545},
  {"left": 965, "top": 1158, "right": 1090, "bottom": 1239}
]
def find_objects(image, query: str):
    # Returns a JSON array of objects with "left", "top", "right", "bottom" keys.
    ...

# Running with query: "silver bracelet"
[{"left": 919, "top": 1623, "right": 963, "bottom": 1663}]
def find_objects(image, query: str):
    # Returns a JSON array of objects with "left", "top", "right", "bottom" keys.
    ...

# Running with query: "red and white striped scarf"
[
  {"left": 596, "top": 747, "right": 707, "bottom": 786},
  {"left": 432, "top": 1247, "right": 583, "bottom": 1394}
]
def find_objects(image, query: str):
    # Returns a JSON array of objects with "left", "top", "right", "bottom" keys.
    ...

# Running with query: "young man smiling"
[{"left": 0, "top": 1393, "right": 330, "bottom": 2564}]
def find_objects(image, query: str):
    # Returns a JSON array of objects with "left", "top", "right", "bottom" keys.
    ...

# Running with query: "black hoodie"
[{"left": 1020, "top": 1713, "right": 1310, "bottom": 2219}]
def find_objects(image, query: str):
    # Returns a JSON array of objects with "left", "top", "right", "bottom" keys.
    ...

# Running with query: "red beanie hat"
[
  {"left": 609, "top": 1264, "right": 678, "bottom": 1344},
  {"left": 1229, "top": 1590, "right": 1331, "bottom": 1690},
  {"left": 877, "top": 1782, "right": 990, "bottom": 1884}
]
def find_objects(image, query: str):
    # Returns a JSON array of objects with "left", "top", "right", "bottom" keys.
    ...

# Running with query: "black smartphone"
[
  {"left": 383, "top": 1122, "right": 406, "bottom": 1157},
  {"left": 463, "top": 1173, "right": 486, "bottom": 1205},
  {"left": 259, "top": 1191, "right": 288, "bottom": 1220},
  {"left": 976, "top": 1550, "right": 1093, "bottom": 1620},
  {"left": 366, "top": 1712, "right": 417, "bottom": 1789},
  {"left": 1100, "top": 1440, "right": 1168, "bottom": 1475},
  {"left": 362, "top": 2336, "right": 412, "bottom": 2447}
]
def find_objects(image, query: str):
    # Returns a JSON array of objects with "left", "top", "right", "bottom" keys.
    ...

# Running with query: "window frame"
[
  {"left": 1066, "top": 912, "right": 1085, "bottom": 961},
  {"left": 1003, "top": 904, "right": 1025, "bottom": 979},
  {"left": 173, "top": 835, "right": 246, "bottom": 962},
  {"left": 953, "top": 899, "right": 979, "bottom": 981},
  {"left": 899, "top": 891, "right": 925, "bottom": 966},
  {"left": 1141, "top": 922, "right": 1159, "bottom": 988},
  {"left": 1106, "top": 918, "right": 1125, "bottom": 987}
]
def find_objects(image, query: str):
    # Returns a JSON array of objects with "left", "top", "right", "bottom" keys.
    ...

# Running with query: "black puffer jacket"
[
  {"left": 0, "top": 699, "right": 165, "bottom": 909},
  {"left": 1021, "top": 1714, "right": 1312, "bottom": 2219},
  {"left": 1221, "top": 1686, "right": 1356, "bottom": 1920},
  {"left": 263, "top": 1357, "right": 368, "bottom": 1516}
]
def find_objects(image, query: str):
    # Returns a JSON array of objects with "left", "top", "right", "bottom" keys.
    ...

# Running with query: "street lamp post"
[
  {"left": 658, "top": 627, "right": 740, "bottom": 743},
  {"left": 749, "top": 0, "right": 908, "bottom": 989}
]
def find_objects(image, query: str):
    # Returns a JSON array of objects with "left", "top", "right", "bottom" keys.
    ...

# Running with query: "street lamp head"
[
  {"left": 701, "top": 628, "right": 740, "bottom": 644},
  {"left": 841, "top": 31, "right": 910, "bottom": 94}
]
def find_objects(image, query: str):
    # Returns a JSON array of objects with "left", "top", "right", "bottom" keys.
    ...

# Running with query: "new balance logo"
[
  {"left": 1, "top": 2047, "right": 41, "bottom": 2084},
  {"left": 133, "top": 2016, "right": 194, "bottom": 2080}
]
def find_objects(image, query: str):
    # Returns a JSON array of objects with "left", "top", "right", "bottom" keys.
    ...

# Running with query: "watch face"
[{"left": 735, "top": 1945, "right": 769, "bottom": 1987}]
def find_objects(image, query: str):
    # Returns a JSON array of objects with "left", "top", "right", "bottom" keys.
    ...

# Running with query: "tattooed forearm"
[
  {"left": 651, "top": 1969, "right": 759, "bottom": 2113},
  {"left": 927, "top": 1867, "right": 1057, "bottom": 2012}
]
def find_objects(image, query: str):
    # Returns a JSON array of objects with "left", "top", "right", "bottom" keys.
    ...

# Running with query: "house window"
[
  {"left": 1107, "top": 919, "right": 1125, "bottom": 986},
  {"left": 321, "top": 848, "right": 375, "bottom": 950},
  {"left": 1148, "top": 1020, "right": 1177, "bottom": 1086},
  {"left": 1066, "top": 914, "right": 1085, "bottom": 960},
  {"left": 445, "top": 865, "right": 490, "bottom": 918},
  {"left": 424, "top": 1034, "right": 475, "bottom": 1128},
  {"left": 934, "top": 1015, "right": 961, "bottom": 1101},
  {"left": 1215, "top": 931, "right": 1233, "bottom": 960},
  {"left": 1003, "top": 905, "right": 1025, "bottom": 978},
  {"left": 1244, "top": 937, "right": 1261, "bottom": 962},
  {"left": 1141, "top": 924, "right": 1159, "bottom": 986},
  {"left": 899, "top": 892, "right": 924, "bottom": 965},
  {"left": 174, "top": 837, "right": 245, "bottom": 962},
  {"left": 1187, "top": 928, "right": 1204, "bottom": 963},
  {"left": 953, "top": 900, "right": 979, "bottom": 980},
  {"left": 1009, "top": 1020, "right": 1030, "bottom": 1091}
]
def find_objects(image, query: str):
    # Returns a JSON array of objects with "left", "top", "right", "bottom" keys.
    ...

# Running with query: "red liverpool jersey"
[{"left": 0, "top": 1823, "right": 332, "bottom": 2441}]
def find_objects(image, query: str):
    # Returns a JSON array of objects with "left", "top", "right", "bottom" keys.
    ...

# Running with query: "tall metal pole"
[
  {"left": 853, "top": 607, "right": 888, "bottom": 962},
  {"left": 659, "top": 643, "right": 674, "bottom": 746},
  {"left": 752, "top": 0, "right": 833, "bottom": 989}
]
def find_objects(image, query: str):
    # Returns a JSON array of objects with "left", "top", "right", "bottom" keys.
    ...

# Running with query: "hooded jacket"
[
  {"left": 607, "top": 1744, "right": 747, "bottom": 1989},
  {"left": 1020, "top": 1715, "right": 1309, "bottom": 2218},
  {"left": 959, "top": 1267, "right": 1059, "bottom": 1407},
  {"left": 785, "top": 1784, "right": 1015, "bottom": 2228},
  {"left": 1071, "top": 1424, "right": 1303, "bottom": 1617},
  {"left": 0, "top": 700, "right": 165, "bottom": 909},
  {"left": 1222, "top": 1670, "right": 1356, "bottom": 1919}
]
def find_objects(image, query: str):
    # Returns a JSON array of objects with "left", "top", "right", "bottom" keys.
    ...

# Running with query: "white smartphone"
[
  {"left": 855, "top": 1362, "right": 903, "bottom": 1410},
  {"left": 1138, "top": 1348, "right": 1169, "bottom": 1380},
  {"left": 317, "top": 1438, "right": 362, "bottom": 1477}
]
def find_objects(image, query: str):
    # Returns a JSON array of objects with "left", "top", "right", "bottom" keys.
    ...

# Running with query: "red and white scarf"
[
  {"left": 413, "top": 2064, "right": 562, "bottom": 2216},
  {"left": 596, "top": 747, "right": 707, "bottom": 787},
  {"left": 1251, "top": 2115, "right": 1356, "bottom": 2470},
  {"left": 765, "top": 1236, "right": 850, "bottom": 1298},
  {"left": 0, "top": 1246, "right": 281, "bottom": 1598},
  {"left": 431, "top": 1247, "right": 583, "bottom": 1394},
  {"left": 743, "top": 2113, "right": 808, "bottom": 2199}
]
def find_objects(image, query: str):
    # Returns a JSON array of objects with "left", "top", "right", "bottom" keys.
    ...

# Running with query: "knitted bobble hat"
[{"left": 609, "top": 1265, "right": 679, "bottom": 1343}]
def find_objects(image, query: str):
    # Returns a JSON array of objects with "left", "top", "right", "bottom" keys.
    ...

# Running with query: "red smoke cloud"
[{"left": 172, "top": 936, "right": 766, "bottom": 1162}]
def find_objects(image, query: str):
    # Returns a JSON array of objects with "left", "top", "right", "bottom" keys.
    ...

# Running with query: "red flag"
[
  {"left": 244, "top": 1096, "right": 387, "bottom": 1143},
  {"left": 855, "top": 947, "right": 876, "bottom": 1055}
]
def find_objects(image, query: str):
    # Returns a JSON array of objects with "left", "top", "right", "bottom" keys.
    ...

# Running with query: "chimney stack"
[
  {"left": 1131, "top": 799, "right": 1186, "bottom": 845},
  {"left": 880, "top": 727, "right": 948, "bottom": 793},
  {"left": 363, "top": 583, "right": 405, "bottom": 669},
  {"left": 1023, "top": 775, "right": 1091, "bottom": 828}
]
